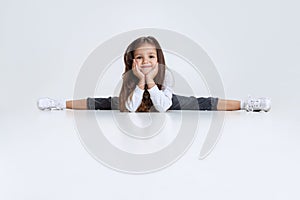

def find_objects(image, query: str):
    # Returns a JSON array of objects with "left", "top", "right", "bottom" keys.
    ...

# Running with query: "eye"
[
  {"left": 149, "top": 55, "right": 156, "bottom": 59},
  {"left": 135, "top": 56, "right": 142, "bottom": 59}
]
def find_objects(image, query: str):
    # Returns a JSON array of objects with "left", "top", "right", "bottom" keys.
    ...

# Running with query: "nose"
[{"left": 142, "top": 58, "right": 149, "bottom": 64}]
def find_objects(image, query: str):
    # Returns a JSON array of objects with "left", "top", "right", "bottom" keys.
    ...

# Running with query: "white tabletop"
[{"left": 1, "top": 107, "right": 299, "bottom": 200}]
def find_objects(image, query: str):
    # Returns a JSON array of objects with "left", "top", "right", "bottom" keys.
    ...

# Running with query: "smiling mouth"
[{"left": 141, "top": 65, "right": 152, "bottom": 68}]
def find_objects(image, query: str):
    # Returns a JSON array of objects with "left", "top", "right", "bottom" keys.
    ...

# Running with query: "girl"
[{"left": 37, "top": 36, "right": 271, "bottom": 112}]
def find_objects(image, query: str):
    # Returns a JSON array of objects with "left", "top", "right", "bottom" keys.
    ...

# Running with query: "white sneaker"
[
  {"left": 37, "top": 97, "right": 66, "bottom": 110},
  {"left": 245, "top": 96, "right": 271, "bottom": 112}
]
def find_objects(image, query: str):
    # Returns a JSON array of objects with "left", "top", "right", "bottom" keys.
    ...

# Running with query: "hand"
[
  {"left": 132, "top": 59, "right": 145, "bottom": 89},
  {"left": 132, "top": 59, "right": 145, "bottom": 81},
  {"left": 145, "top": 63, "right": 158, "bottom": 81},
  {"left": 145, "top": 63, "right": 158, "bottom": 89}
]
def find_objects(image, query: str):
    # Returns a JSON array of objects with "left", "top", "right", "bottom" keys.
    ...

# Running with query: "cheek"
[{"left": 136, "top": 60, "right": 143, "bottom": 66}]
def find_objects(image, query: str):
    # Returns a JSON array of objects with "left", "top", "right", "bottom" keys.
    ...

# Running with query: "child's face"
[{"left": 133, "top": 43, "right": 158, "bottom": 75}]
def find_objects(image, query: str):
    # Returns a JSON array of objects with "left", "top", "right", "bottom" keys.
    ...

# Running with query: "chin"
[{"left": 141, "top": 69, "right": 152, "bottom": 75}]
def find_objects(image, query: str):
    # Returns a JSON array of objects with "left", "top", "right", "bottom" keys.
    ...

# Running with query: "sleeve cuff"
[
  {"left": 134, "top": 85, "right": 145, "bottom": 96},
  {"left": 147, "top": 85, "right": 160, "bottom": 95}
]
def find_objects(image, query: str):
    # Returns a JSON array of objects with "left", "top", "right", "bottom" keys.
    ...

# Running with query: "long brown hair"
[{"left": 119, "top": 36, "right": 166, "bottom": 112}]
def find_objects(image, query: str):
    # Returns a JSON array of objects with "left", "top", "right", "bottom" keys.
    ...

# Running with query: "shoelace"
[
  {"left": 47, "top": 99, "right": 62, "bottom": 110},
  {"left": 246, "top": 96, "right": 261, "bottom": 112},
  {"left": 47, "top": 99, "right": 56, "bottom": 108}
]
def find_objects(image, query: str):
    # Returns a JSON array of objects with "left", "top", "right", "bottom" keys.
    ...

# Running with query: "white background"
[{"left": 1, "top": 0, "right": 300, "bottom": 200}]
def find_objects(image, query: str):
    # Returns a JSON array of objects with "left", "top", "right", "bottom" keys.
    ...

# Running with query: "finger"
[
  {"left": 133, "top": 60, "right": 139, "bottom": 70},
  {"left": 133, "top": 60, "right": 140, "bottom": 70},
  {"left": 136, "top": 63, "right": 141, "bottom": 72}
]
